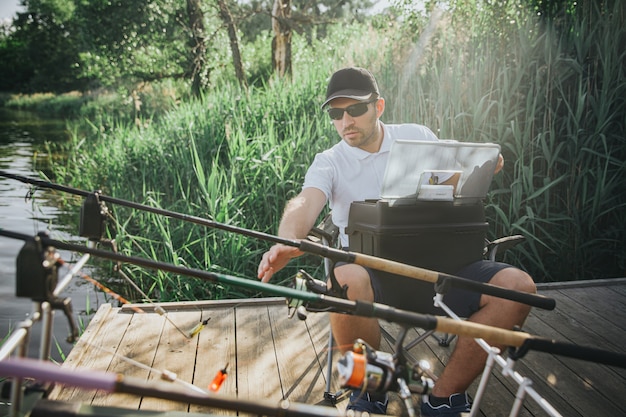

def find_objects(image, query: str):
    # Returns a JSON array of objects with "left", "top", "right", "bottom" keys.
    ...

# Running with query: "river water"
[{"left": 0, "top": 108, "right": 104, "bottom": 362}]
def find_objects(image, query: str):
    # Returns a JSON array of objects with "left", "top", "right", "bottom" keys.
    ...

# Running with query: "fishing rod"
[
  {"left": 0, "top": 170, "right": 555, "bottom": 311},
  {"left": 1, "top": 229, "right": 624, "bottom": 369},
  {"left": 0, "top": 357, "right": 353, "bottom": 417}
]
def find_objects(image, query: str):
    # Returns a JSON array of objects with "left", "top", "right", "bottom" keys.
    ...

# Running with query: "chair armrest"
[
  {"left": 485, "top": 235, "right": 525, "bottom": 261},
  {"left": 308, "top": 212, "right": 339, "bottom": 247}
]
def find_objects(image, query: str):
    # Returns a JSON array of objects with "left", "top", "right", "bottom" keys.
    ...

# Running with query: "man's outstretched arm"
[{"left": 257, "top": 187, "right": 327, "bottom": 282}]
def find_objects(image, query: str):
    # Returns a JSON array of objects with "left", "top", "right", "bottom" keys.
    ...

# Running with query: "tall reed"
[
  {"left": 53, "top": 42, "right": 342, "bottom": 299},
  {"left": 379, "top": 1, "right": 625, "bottom": 281}
]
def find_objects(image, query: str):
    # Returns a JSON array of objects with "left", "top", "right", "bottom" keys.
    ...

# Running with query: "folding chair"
[{"left": 307, "top": 211, "right": 526, "bottom": 404}]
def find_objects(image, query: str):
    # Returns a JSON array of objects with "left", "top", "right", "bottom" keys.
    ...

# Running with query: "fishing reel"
[
  {"left": 286, "top": 269, "right": 348, "bottom": 320},
  {"left": 337, "top": 339, "right": 434, "bottom": 396},
  {"left": 287, "top": 270, "right": 331, "bottom": 320}
]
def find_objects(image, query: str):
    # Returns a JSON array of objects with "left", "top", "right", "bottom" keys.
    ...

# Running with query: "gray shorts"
[{"left": 368, "top": 260, "right": 512, "bottom": 317}]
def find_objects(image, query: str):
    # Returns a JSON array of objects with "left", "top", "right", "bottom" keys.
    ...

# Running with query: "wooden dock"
[{"left": 46, "top": 279, "right": 626, "bottom": 416}]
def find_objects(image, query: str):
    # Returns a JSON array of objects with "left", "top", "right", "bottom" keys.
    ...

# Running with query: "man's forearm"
[
  {"left": 277, "top": 188, "right": 327, "bottom": 240},
  {"left": 277, "top": 196, "right": 317, "bottom": 240}
]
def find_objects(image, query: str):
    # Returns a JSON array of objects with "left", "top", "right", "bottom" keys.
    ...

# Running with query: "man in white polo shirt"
[{"left": 257, "top": 67, "right": 536, "bottom": 416}]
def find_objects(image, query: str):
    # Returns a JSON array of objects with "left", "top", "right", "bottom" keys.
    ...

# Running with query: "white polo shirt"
[{"left": 303, "top": 123, "right": 438, "bottom": 247}]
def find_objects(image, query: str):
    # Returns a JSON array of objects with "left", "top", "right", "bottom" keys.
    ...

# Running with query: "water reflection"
[{"left": 0, "top": 108, "right": 104, "bottom": 362}]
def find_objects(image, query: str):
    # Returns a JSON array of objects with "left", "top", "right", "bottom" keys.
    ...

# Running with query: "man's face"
[{"left": 328, "top": 97, "right": 384, "bottom": 152}]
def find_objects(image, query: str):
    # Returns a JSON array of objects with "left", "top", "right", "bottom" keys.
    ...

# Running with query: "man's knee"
[
  {"left": 331, "top": 264, "right": 374, "bottom": 301},
  {"left": 490, "top": 267, "right": 536, "bottom": 294}
]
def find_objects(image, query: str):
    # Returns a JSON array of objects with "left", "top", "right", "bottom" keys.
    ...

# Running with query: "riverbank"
[{"left": 0, "top": 81, "right": 183, "bottom": 124}]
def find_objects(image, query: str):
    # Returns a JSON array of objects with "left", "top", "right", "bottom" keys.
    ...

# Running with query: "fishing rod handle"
[
  {"left": 443, "top": 277, "right": 556, "bottom": 311},
  {"left": 349, "top": 251, "right": 556, "bottom": 311},
  {"left": 299, "top": 240, "right": 556, "bottom": 311},
  {"left": 514, "top": 337, "right": 626, "bottom": 369},
  {"left": 0, "top": 357, "right": 117, "bottom": 391},
  {"left": 435, "top": 316, "right": 531, "bottom": 347}
]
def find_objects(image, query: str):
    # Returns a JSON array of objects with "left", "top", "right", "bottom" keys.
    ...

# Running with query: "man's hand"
[{"left": 257, "top": 244, "right": 303, "bottom": 283}]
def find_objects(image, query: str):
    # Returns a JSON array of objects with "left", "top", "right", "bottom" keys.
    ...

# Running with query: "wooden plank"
[
  {"left": 269, "top": 304, "right": 328, "bottom": 404},
  {"left": 510, "top": 350, "right": 621, "bottom": 417},
  {"left": 521, "top": 313, "right": 626, "bottom": 415},
  {"left": 49, "top": 304, "right": 132, "bottom": 404},
  {"left": 531, "top": 289, "right": 626, "bottom": 356},
  {"left": 557, "top": 286, "right": 626, "bottom": 332},
  {"left": 608, "top": 284, "right": 626, "bottom": 298},
  {"left": 140, "top": 309, "right": 202, "bottom": 412},
  {"left": 493, "top": 285, "right": 626, "bottom": 417},
  {"left": 481, "top": 286, "right": 625, "bottom": 417},
  {"left": 234, "top": 304, "right": 282, "bottom": 415},
  {"left": 188, "top": 306, "right": 236, "bottom": 415},
  {"left": 44, "top": 284, "right": 626, "bottom": 417},
  {"left": 90, "top": 310, "right": 165, "bottom": 409},
  {"left": 535, "top": 278, "right": 626, "bottom": 290}
]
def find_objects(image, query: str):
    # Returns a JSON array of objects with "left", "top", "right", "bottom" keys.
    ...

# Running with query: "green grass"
[{"left": 47, "top": 3, "right": 625, "bottom": 302}]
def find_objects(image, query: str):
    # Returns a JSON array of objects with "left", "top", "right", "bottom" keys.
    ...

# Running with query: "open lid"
[{"left": 381, "top": 140, "right": 501, "bottom": 205}]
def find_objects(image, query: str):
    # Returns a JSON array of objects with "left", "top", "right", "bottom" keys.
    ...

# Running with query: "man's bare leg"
[
  {"left": 329, "top": 263, "right": 381, "bottom": 353},
  {"left": 431, "top": 268, "right": 536, "bottom": 397},
  {"left": 330, "top": 264, "right": 388, "bottom": 412}
]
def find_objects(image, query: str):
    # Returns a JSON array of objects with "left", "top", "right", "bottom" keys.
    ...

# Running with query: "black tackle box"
[{"left": 346, "top": 199, "right": 487, "bottom": 275}]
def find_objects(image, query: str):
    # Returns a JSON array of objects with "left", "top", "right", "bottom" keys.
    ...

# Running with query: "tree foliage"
[
  {"left": 237, "top": 0, "right": 375, "bottom": 44},
  {"left": 0, "top": 0, "right": 83, "bottom": 92},
  {"left": 0, "top": 0, "right": 376, "bottom": 94},
  {"left": 76, "top": 0, "right": 188, "bottom": 86}
]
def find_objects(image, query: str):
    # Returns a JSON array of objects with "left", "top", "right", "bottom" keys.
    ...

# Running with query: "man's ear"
[{"left": 376, "top": 97, "right": 385, "bottom": 118}]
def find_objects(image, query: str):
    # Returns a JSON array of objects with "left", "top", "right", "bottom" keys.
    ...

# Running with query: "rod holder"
[
  {"left": 16, "top": 233, "right": 59, "bottom": 301},
  {"left": 79, "top": 191, "right": 108, "bottom": 241}
]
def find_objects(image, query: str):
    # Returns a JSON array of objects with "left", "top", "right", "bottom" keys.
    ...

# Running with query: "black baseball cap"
[{"left": 321, "top": 67, "right": 380, "bottom": 108}]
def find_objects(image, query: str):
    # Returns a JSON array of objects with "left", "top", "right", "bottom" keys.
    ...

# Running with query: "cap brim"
[{"left": 321, "top": 90, "right": 375, "bottom": 108}]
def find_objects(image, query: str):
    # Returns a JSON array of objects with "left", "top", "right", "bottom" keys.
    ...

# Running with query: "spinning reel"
[
  {"left": 286, "top": 267, "right": 434, "bottom": 414},
  {"left": 338, "top": 338, "right": 433, "bottom": 397},
  {"left": 286, "top": 267, "right": 347, "bottom": 320}
]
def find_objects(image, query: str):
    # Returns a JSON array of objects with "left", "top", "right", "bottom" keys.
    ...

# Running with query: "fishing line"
[
  {"left": 113, "top": 260, "right": 192, "bottom": 339},
  {"left": 85, "top": 343, "right": 209, "bottom": 395},
  {"left": 78, "top": 271, "right": 145, "bottom": 314},
  {"left": 60, "top": 246, "right": 191, "bottom": 339}
]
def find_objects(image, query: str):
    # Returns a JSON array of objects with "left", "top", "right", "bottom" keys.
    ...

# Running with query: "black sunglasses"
[{"left": 327, "top": 99, "right": 377, "bottom": 120}]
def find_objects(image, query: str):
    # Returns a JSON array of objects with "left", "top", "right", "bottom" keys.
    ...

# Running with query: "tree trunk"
[
  {"left": 272, "top": 0, "right": 292, "bottom": 78},
  {"left": 217, "top": 0, "right": 247, "bottom": 89},
  {"left": 187, "top": 0, "right": 207, "bottom": 97}
]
